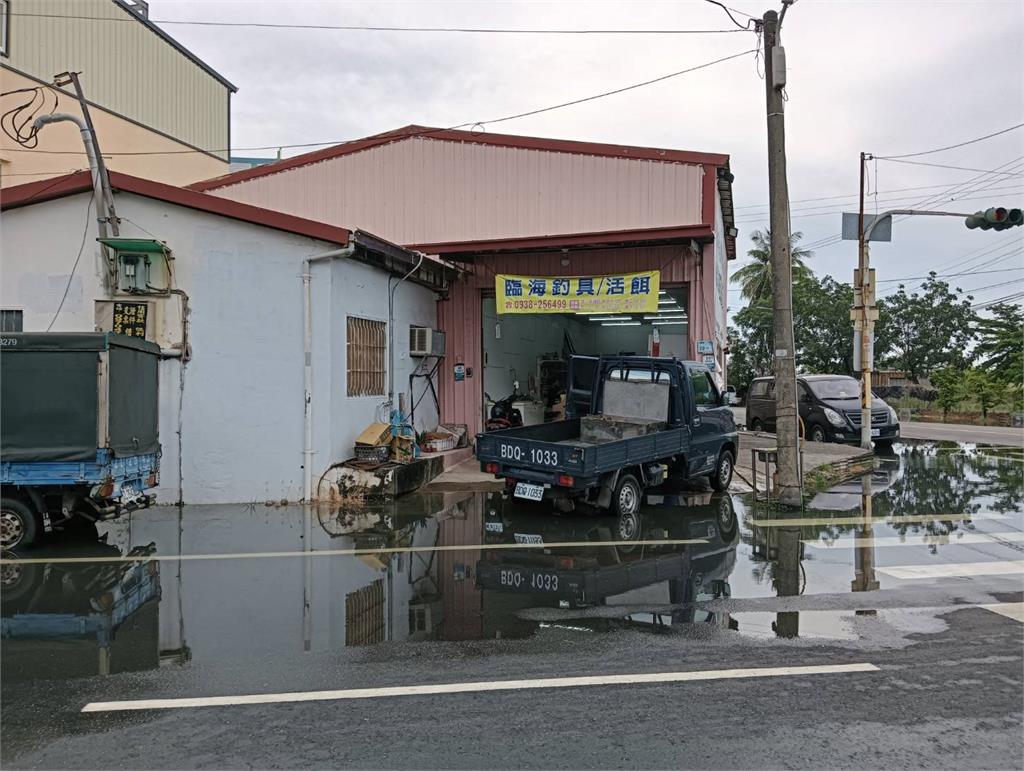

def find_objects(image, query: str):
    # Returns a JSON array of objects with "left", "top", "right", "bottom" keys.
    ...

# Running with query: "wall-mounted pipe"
[
  {"left": 387, "top": 251, "right": 425, "bottom": 408},
  {"left": 302, "top": 245, "right": 356, "bottom": 502}
]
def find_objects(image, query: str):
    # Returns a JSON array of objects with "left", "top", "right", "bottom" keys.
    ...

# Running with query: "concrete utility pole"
[
  {"left": 762, "top": 7, "right": 802, "bottom": 507},
  {"left": 855, "top": 153, "right": 875, "bottom": 450}
]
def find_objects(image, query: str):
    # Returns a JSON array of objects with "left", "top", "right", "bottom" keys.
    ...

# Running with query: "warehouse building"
[{"left": 195, "top": 125, "right": 737, "bottom": 435}]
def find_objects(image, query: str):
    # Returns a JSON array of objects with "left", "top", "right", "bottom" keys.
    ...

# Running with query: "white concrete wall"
[{"left": 0, "top": 192, "right": 440, "bottom": 504}]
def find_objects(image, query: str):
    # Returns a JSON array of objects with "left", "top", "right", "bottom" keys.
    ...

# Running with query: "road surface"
[
  {"left": 1, "top": 441, "right": 1021, "bottom": 769},
  {"left": 731, "top": 406, "right": 1022, "bottom": 448},
  {"left": 900, "top": 420, "right": 1023, "bottom": 447}
]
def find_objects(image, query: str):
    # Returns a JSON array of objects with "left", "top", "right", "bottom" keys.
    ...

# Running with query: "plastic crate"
[{"left": 355, "top": 444, "right": 390, "bottom": 463}]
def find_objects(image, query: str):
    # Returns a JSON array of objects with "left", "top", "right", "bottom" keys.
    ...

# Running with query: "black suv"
[{"left": 745, "top": 374, "right": 900, "bottom": 447}]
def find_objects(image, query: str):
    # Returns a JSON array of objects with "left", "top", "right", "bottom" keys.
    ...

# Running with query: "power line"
[
  {"left": 733, "top": 180, "right": 1024, "bottom": 211},
  {"left": 47, "top": 192, "right": 95, "bottom": 332},
  {"left": 876, "top": 158, "right": 1024, "bottom": 177},
  {"left": 11, "top": 12, "right": 750, "bottom": 35},
  {"left": 703, "top": 1, "right": 758, "bottom": 30},
  {"left": 876, "top": 266, "right": 1024, "bottom": 284},
  {"left": 1, "top": 48, "right": 755, "bottom": 158},
  {"left": 875, "top": 123, "right": 1024, "bottom": 160},
  {"left": 972, "top": 291, "right": 1024, "bottom": 309}
]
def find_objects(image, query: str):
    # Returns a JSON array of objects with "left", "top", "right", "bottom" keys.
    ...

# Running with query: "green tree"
[
  {"left": 966, "top": 369, "right": 1003, "bottom": 423},
  {"left": 874, "top": 274, "right": 977, "bottom": 381},
  {"left": 794, "top": 276, "right": 856, "bottom": 374},
  {"left": 932, "top": 367, "right": 967, "bottom": 419},
  {"left": 974, "top": 303, "right": 1024, "bottom": 384},
  {"left": 730, "top": 229, "right": 814, "bottom": 304}
]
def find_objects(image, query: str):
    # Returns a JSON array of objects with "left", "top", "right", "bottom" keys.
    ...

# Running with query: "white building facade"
[{"left": 1, "top": 172, "right": 452, "bottom": 504}]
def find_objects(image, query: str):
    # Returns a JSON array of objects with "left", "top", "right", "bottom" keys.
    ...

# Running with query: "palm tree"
[{"left": 731, "top": 229, "right": 814, "bottom": 303}]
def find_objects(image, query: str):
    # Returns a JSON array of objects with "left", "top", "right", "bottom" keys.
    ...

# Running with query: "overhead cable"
[
  {"left": 11, "top": 12, "right": 749, "bottom": 34},
  {"left": 875, "top": 123, "right": 1024, "bottom": 160},
  {"left": 2, "top": 49, "right": 756, "bottom": 158}
]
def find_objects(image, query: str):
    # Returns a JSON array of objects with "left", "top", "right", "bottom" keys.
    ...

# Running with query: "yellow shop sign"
[{"left": 494, "top": 271, "right": 660, "bottom": 314}]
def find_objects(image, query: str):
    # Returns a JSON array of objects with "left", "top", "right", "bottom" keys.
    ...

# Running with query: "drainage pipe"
[{"left": 302, "top": 245, "right": 356, "bottom": 502}]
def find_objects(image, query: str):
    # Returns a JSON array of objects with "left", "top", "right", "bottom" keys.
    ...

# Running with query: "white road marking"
[
  {"left": 0, "top": 537, "right": 708, "bottom": 567},
  {"left": 980, "top": 603, "right": 1024, "bottom": 622},
  {"left": 81, "top": 663, "right": 880, "bottom": 713},
  {"left": 877, "top": 560, "right": 1024, "bottom": 580},
  {"left": 749, "top": 512, "right": 1011, "bottom": 528},
  {"left": 805, "top": 532, "right": 1024, "bottom": 549}
]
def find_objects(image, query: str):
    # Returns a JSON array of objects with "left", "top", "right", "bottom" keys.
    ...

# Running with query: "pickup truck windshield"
[{"left": 807, "top": 377, "right": 860, "bottom": 399}]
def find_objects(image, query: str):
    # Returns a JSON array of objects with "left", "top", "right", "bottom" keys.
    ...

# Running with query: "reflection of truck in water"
[
  {"left": 1, "top": 333, "right": 161, "bottom": 549},
  {"left": 476, "top": 356, "right": 738, "bottom": 517},
  {"left": 1, "top": 540, "right": 161, "bottom": 680},
  {"left": 476, "top": 491, "right": 738, "bottom": 610}
]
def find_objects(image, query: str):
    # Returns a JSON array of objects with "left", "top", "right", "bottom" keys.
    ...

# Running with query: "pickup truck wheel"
[
  {"left": 750, "top": 418, "right": 764, "bottom": 432},
  {"left": 1, "top": 498, "right": 38, "bottom": 550},
  {"left": 612, "top": 474, "right": 643, "bottom": 518},
  {"left": 710, "top": 451, "right": 734, "bottom": 492}
]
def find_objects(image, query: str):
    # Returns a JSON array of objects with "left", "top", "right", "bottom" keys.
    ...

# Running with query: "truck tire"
[
  {"left": 1, "top": 497, "right": 38, "bottom": 550},
  {"left": 612, "top": 474, "right": 643, "bottom": 518},
  {"left": 750, "top": 418, "right": 764, "bottom": 432},
  {"left": 710, "top": 450, "right": 734, "bottom": 492}
]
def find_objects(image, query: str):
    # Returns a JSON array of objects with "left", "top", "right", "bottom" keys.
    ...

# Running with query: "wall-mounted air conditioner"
[{"left": 409, "top": 326, "right": 445, "bottom": 357}]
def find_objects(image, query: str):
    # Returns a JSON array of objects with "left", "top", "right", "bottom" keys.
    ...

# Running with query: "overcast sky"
[{"left": 156, "top": 0, "right": 1024, "bottom": 313}]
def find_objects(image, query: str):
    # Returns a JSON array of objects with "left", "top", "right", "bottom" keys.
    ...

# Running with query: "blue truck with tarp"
[{"left": 1, "top": 332, "right": 161, "bottom": 549}]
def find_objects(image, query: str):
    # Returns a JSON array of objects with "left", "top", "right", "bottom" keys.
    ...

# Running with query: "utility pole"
[
  {"left": 762, "top": 7, "right": 801, "bottom": 507},
  {"left": 855, "top": 152, "right": 875, "bottom": 449},
  {"left": 56, "top": 71, "right": 119, "bottom": 238}
]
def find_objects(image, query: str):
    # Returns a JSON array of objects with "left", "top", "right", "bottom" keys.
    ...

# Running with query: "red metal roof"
[
  {"left": 190, "top": 125, "right": 731, "bottom": 192},
  {"left": 1, "top": 170, "right": 351, "bottom": 245},
  {"left": 408, "top": 224, "right": 715, "bottom": 258}
]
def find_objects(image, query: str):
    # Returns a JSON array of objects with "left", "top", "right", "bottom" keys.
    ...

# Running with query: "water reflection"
[
  {"left": 1, "top": 539, "right": 161, "bottom": 681},
  {"left": 0, "top": 441, "right": 1021, "bottom": 682}
]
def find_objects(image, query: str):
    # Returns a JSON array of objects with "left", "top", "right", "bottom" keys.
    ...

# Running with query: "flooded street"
[{"left": 2, "top": 440, "right": 1022, "bottom": 769}]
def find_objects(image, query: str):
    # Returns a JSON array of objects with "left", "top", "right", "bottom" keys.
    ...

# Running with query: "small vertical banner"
[{"left": 112, "top": 301, "right": 148, "bottom": 338}]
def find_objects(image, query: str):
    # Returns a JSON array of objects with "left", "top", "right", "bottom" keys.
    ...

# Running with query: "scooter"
[{"left": 485, "top": 383, "right": 524, "bottom": 432}]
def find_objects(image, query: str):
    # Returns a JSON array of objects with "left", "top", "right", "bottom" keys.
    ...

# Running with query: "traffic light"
[{"left": 965, "top": 207, "right": 1023, "bottom": 230}]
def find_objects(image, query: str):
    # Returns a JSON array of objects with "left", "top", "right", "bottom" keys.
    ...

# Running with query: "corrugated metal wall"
[
  {"left": 210, "top": 137, "right": 705, "bottom": 244},
  {"left": 5, "top": 0, "right": 229, "bottom": 157},
  {"left": 438, "top": 244, "right": 712, "bottom": 436}
]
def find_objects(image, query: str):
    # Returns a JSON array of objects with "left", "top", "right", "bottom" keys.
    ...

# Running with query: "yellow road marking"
[{"left": 0, "top": 537, "right": 708, "bottom": 566}]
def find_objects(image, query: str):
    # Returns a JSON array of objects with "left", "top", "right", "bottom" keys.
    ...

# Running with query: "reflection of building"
[
  {"left": 1, "top": 0, "right": 235, "bottom": 186},
  {"left": 1, "top": 544, "right": 161, "bottom": 680}
]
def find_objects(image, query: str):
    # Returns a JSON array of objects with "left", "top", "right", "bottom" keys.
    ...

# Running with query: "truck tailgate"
[{"left": 476, "top": 420, "right": 586, "bottom": 475}]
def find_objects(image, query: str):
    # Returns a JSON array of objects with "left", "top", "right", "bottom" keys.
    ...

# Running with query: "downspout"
[
  {"left": 388, "top": 252, "right": 425, "bottom": 409},
  {"left": 303, "top": 244, "right": 356, "bottom": 502}
]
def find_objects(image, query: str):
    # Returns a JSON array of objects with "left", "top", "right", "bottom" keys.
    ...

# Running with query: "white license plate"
[
  {"left": 871, "top": 428, "right": 881, "bottom": 437},
  {"left": 484, "top": 521, "right": 504, "bottom": 533},
  {"left": 514, "top": 482, "right": 545, "bottom": 501},
  {"left": 514, "top": 533, "right": 544, "bottom": 545}
]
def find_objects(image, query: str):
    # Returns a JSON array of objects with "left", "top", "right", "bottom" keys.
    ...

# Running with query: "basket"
[
  {"left": 422, "top": 427, "right": 458, "bottom": 453},
  {"left": 355, "top": 444, "right": 390, "bottom": 463}
]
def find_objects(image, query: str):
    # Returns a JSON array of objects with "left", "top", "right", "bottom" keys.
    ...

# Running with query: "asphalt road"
[
  {"left": 730, "top": 406, "right": 1023, "bottom": 448},
  {"left": 2, "top": 442, "right": 1022, "bottom": 769},
  {"left": 900, "top": 420, "right": 1024, "bottom": 447}
]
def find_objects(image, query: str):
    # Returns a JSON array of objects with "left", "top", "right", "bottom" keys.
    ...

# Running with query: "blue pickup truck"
[
  {"left": 1, "top": 333, "right": 161, "bottom": 549},
  {"left": 476, "top": 355, "right": 737, "bottom": 517}
]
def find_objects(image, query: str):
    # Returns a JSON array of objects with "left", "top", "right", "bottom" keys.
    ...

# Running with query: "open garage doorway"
[{"left": 481, "top": 286, "right": 689, "bottom": 425}]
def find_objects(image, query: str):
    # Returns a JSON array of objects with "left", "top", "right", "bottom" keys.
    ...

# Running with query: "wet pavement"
[{"left": 2, "top": 440, "right": 1022, "bottom": 769}]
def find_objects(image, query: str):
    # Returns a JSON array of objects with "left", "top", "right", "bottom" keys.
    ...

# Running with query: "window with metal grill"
[
  {"left": 1, "top": 309, "right": 23, "bottom": 332},
  {"left": 346, "top": 317, "right": 386, "bottom": 396}
]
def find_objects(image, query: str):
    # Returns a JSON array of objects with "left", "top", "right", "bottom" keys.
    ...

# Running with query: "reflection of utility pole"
[
  {"left": 774, "top": 525, "right": 801, "bottom": 638},
  {"left": 762, "top": 7, "right": 801, "bottom": 507},
  {"left": 852, "top": 475, "right": 880, "bottom": 592}
]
